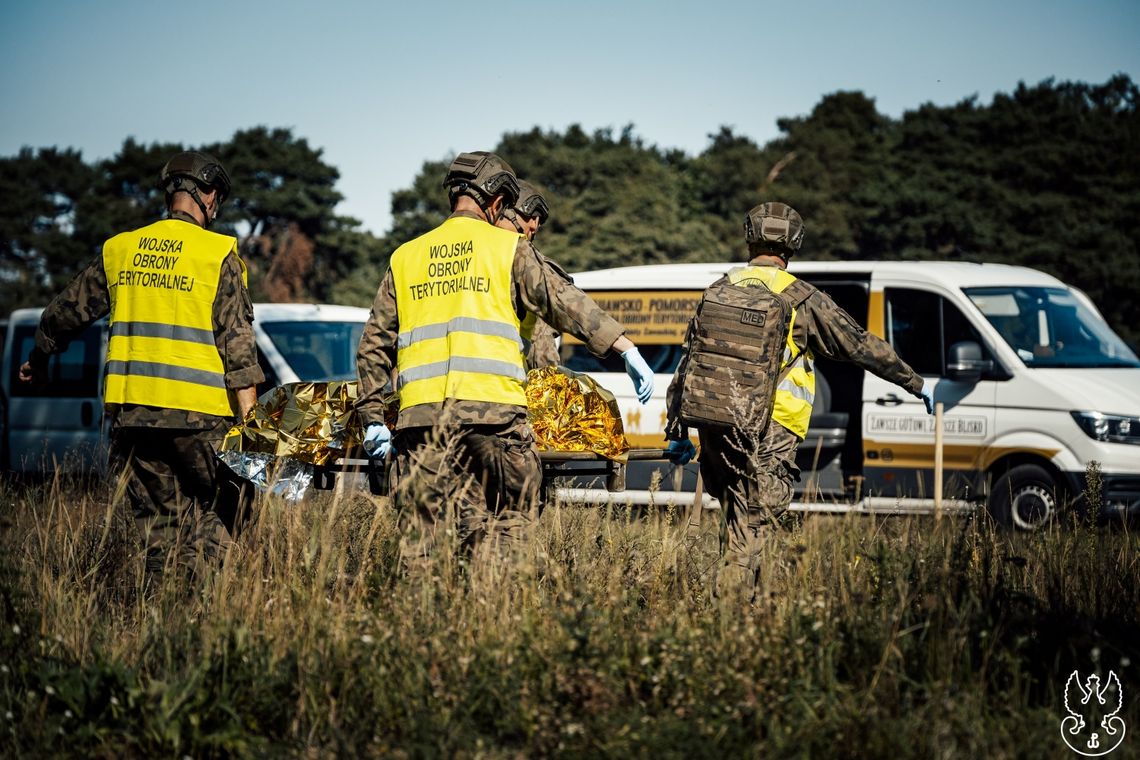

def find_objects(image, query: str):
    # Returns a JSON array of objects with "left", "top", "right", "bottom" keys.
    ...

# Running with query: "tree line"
[{"left": 3, "top": 75, "right": 1137, "bottom": 343}]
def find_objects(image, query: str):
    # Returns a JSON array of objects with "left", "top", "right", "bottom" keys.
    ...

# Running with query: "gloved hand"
[
  {"left": 919, "top": 382, "right": 936, "bottom": 415},
  {"left": 362, "top": 422, "right": 393, "bottom": 459},
  {"left": 665, "top": 439, "right": 697, "bottom": 466},
  {"left": 621, "top": 347, "right": 654, "bottom": 404}
]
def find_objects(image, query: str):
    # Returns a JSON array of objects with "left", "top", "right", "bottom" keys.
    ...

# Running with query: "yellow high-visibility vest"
[
  {"left": 102, "top": 218, "right": 243, "bottom": 417},
  {"left": 391, "top": 216, "right": 527, "bottom": 410},
  {"left": 727, "top": 265, "right": 815, "bottom": 439}
]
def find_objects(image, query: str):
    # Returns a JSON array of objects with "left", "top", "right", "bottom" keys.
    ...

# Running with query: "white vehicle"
[
  {"left": 1, "top": 303, "right": 369, "bottom": 474},
  {"left": 559, "top": 261, "right": 1140, "bottom": 528}
]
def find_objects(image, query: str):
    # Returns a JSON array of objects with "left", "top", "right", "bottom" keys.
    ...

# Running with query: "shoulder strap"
[
  {"left": 780, "top": 278, "right": 816, "bottom": 306},
  {"left": 772, "top": 278, "right": 816, "bottom": 383}
]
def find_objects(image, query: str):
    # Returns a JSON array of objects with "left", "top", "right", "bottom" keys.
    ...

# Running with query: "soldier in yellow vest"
[
  {"left": 356, "top": 151, "right": 655, "bottom": 560},
  {"left": 494, "top": 179, "right": 561, "bottom": 369},
  {"left": 19, "top": 151, "right": 263, "bottom": 577},
  {"left": 664, "top": 202, "right": 934, "bottom": 589}
]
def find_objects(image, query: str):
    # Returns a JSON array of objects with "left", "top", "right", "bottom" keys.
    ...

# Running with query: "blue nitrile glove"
[
  {"left": 622, "top": 347, "right": 654, "bottom": 404},
  {"left": 919, "top": 382, "right": 936, "bottom": 415},
  {"left": 665, "top": 439, "right": 697, "bottom": 466},
  {"left": 362, "top": 422, "right": 393, "bottom": 459}
]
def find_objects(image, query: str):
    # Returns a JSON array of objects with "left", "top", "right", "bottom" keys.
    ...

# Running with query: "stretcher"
[
  {"left": 536, "top": 448, "right": 671, "bottom": 492},
  {"left": 310, "top": 448, "right": 672, "bottom": 496}
]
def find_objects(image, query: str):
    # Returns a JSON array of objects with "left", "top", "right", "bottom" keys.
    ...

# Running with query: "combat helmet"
[
  {"left": 510, "top": 180, "right": 550, "bottom": 224},
  {"left": 159, "top": 151, "right": 232, "bottom": 226},
  {"left": 443, "top": 151, "right": 520, "bottom": 219},
  {"left": 743, "top": 202, "right": 805, "bottom": 259},
  {"left": 501, "top": 179, "right": 550, "bottom": 238}
]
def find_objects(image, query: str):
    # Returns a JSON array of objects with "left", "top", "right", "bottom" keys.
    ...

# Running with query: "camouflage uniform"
[
  {"left": 522, "top": 249, "right": 570, "bottom": 369},
  {"left": 31, "top": 210, "right": 263, "bottom": 569},
  {"left": 524, "top": 318, "right": 561, "bottom": 370},
  {"left": 389, "top": 411, "right": 542, "bottom": 560},
  {"left": 357, "top": 209, "right": 625, "bottom": 556},
  {"left": 666, "top": 262, "right": 923, "bottom": 574}
]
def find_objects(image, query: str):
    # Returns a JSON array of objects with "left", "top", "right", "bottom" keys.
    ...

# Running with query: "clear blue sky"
[{"left": 2, "top": 0, "right": 1137, "bottom": 235}]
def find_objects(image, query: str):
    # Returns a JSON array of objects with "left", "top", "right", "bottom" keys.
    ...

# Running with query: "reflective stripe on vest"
[
  {"left": 391, "top": 216, "right": 527, "bottom": 410},
  {"left": 398, "top": 357, "right": 528, "bottom": 387},
  {"left": 727, "top": 265, "right": 815, "bottom": 438},
  {"left": 105, "top": 360, "right": 225, "bottom": 389},
  {"left": 110, "top": 320, "right": 215, "bottom": 345},
  {"left": 397, "top": 316, "right": 525, "bottom": 352},
  {"left": 102, "top": 218, "right": 240, "bottom": 417}
]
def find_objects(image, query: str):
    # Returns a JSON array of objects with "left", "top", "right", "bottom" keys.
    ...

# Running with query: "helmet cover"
[
  {"left": 443, "top": 151, "right": 519, "bottom": 207},
  {"left": 743, "top": 202, "right": 805, "bottom": 255}
]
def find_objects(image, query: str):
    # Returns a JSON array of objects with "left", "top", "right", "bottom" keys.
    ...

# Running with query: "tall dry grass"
[{"left": 1, "top": 471, "right": 1137, "bottom": 758}]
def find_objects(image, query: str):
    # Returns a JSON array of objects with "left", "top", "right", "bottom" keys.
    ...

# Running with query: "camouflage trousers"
[
  {"left": 110, "top": 420, "right": 234, "bottom": 573},
  {"left": 391, "top": 413, "right": 542, "bottom": 563},
  {"left": 699, "top": 420, "right": 801, "bottom": 579}
]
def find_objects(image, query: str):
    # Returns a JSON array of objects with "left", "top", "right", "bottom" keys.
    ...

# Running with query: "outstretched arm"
[
  {"left": 22, "top": 256, "right": 111, "bottom": 383},
  {"left": 513, "top": 242, "right": 654, "bottom": 403},
  {"left": 511, "top": 242, "right": 625, "bottom": 358},
  {"left": 801, "top": 292, "right": 925, "bottom": 396}
]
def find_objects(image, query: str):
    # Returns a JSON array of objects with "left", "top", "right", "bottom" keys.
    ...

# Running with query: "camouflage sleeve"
[
  {"left": 31, "top": 255, "right": 111, "bottom": 367},
  {"left": 664, "top": 316, "right": 696, "bottom": 440},
  {"left": 524, "top": 320, "right": 561, "bottom": 370},
  {"left": 799, "top": 291, "right": 925, "bottom": 396},
  {"left": 356, "top": 267, "right": 399, "bottom": 425},
  {"left": 512, "top": 240, "right": 624, "bottom": 357},
  {"left": 213, "top": 252, "right": 264, "bottom": 390}
]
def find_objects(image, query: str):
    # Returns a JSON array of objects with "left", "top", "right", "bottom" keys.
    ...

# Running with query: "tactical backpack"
[{"left": 678, "top": 274, "right": 815, "bottom": 431}]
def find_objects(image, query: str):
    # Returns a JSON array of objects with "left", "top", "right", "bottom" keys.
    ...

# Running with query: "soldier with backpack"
[{"left": 663, "top": 202, "right": 935, "bottom": 584}]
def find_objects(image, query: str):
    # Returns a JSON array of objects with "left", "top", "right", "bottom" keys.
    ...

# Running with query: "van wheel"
[{"left": 988, "top": 464, "right": 1059, "bottom": 530}]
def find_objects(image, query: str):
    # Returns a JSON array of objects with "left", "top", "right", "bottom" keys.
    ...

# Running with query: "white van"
[
  {"left": 0, "top": 303, "right": 369, "bottom": 474},
  {"left": 560, "top": 261, "right": 1140, "bottom": 528}
]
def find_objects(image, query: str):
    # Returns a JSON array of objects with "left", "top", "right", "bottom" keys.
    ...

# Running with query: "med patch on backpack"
[{"left": 678, "top": 273, "right": 814, "bottom": 431}]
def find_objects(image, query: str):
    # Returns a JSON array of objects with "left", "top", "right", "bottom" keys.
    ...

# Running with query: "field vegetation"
[{"left": 2, "top": 473, "right": 1137, "bottom": 757}]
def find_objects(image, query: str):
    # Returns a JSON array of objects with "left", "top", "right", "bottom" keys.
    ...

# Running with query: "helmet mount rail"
[{"left": 444, "top": 151, "right": 520, "bottom": 224}]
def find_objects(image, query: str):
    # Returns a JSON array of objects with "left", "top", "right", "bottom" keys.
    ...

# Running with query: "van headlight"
[{"left": 1071, "top": 411, "right": 1140, "bottom": 445}]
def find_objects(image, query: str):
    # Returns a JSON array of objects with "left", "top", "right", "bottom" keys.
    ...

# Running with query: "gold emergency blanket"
[
  {"left": 218, "top": 381, "right": 364, "bottom": 500},
  {"left": 525, "top": 366, "right": 629, "bottom": 461},
  {"left": 220, "top": 381, "right": 363, "bottom": 465}
]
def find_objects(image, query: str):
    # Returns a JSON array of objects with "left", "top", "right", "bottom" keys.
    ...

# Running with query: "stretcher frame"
[{"left": 312, "top": 448, "right": 672, "bottom": 496}]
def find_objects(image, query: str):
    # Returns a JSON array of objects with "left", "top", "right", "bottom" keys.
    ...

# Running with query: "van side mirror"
[{"left": 947, "top": 341, "right": 993, "bottom": 382}]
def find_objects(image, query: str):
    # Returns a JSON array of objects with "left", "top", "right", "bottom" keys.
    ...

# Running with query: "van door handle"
[
  {"left": 876, "top": 393, "right": 904, "bottom": 407},
  {"left": 81, "top": 401, "right": 93, "bottom": 427}
]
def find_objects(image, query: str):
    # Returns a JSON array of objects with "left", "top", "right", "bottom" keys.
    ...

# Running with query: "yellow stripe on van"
[
  {"left": 868, "top": 290, "right": 885, "bottom": 338},
  {"left": 624, "top": 432, "right": 673, "bottom": 450},
  {"left": 863, "top": 441, "right": 1061, "bottom": 470}
]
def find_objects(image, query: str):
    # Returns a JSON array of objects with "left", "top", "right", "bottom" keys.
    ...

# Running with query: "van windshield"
[
  {"left": 964, "top": 287, "right": 1139, "bottom": 368},
  {"left": 261, "top": 321, "right": 365, "bottom": 381}
]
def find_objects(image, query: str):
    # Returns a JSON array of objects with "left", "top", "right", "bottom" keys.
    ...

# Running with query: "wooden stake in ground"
[
  {"left": 934, "top": 401, "right": 944, "bottom": 520},
  {"left": 690, "top": 470, "right": 704, "bottom": 530}
]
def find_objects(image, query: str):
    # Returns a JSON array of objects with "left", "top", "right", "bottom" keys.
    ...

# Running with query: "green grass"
[{"left": 1, "top": 473, "right": 1137, "bottom": 758}]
